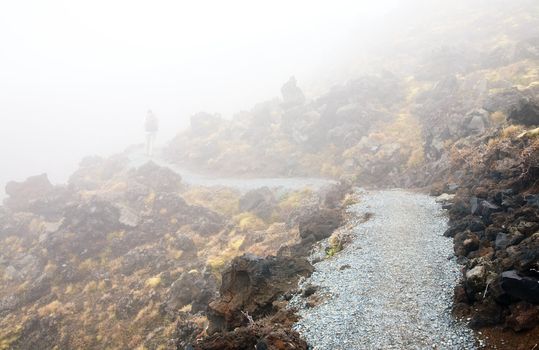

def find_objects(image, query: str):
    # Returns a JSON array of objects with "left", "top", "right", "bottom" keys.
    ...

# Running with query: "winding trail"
[
  {"left": 128, "top": 150, "right": 335, "bottom": 191},
  {"left": 292, "top": 189, "right": 476, "bottom": 349}
]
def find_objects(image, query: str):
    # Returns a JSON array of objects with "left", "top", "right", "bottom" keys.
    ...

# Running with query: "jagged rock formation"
[{"left": 207, "top": 254, "right": 313, "bottom": 332}]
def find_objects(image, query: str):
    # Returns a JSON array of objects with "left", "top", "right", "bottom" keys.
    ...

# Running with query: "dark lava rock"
[
  {"left": 239, "top": 187, "right": 276, "bottom": 221},
  {"left": 19, "top": 274, "right": 51, "bottom": 306},
  {"left": 195, "top": 324, "right": 307, "bottom": 350},
  {"left": 176, "top": 320, "right": 201, "bottom": 350},
  {"left": 171, "top": 234, "right": 198, "bottom": 258},
  {"left": 444, "top": 220, "right": 468, "bottom": 238},
  {"left": 61, "top": 199, "right": 121, "bottom": 236},
  {"left": 299, "top": 208, "right": 342, "bottom": 242},
  {"left": 507, "top": 97, "right": 539, "bottom": 126},
  {"left": 465, "top": 264, "right": 487, "bottom": 301},
  {"left": 506, "top": 302, "right": 539, "bottom": 332},
  {"left": 68, "top": 155, "right": 129, "bottom": 191},
  {"left": 500, "top": 270, "right": 539, "bottom": 304},
  {"left": 195, "top": 310, "right": 307, "bottom": 350},
  {"left": 454, "top": 231, "right": 480, "bottom": 257},
  {"left": 208, "top": 254, "right": 313, "bottom": 332},
  {"left": 281, "top": 76, "right": 306, "bottom": 108},
  {"left": 11, "top": 315, "right": 61, "bottom": 350},
  {"left": 505, "top": 233, "right": 539, "bottom": 273},
  {"left": 468, "top": 217, "right": 486, "bottom": 232},
  {"left": 133, "top": 161, "right": 183, "bottom": 193},
  {"left": 482, "top": 88, "right": 529, "bottom": 114},
  {"left": 469, "top": 300, "right": 504, "bottom": 328},
  {"left": 4, "top": 173, "right": 54, "bottom": 211},
  {"left": 116, "top": 293, "right": 145, "bottom": 320},
  {"left": 120, "top": 247, "right": 169, "bottom": 276},
  {"left": 166, "top": 270, "right": 216, "bottom": 313},
  {"left": 496, "top": 233, "right": 510, "bottom": 250},
  {"left": 301, "top": 284, "right": 319, "bottom": 298}
]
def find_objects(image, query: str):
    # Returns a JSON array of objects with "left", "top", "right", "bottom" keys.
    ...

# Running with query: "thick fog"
[
  {"left": 0, "top": 0, "right": 405, "bottom": 194},
  {"left": 0, "top": 0, "right": 533, "bottom": 194}
]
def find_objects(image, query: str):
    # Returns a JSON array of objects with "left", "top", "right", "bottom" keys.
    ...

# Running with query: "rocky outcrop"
[
  {"left": 131, "top": 161, "right": 184, "bottom": 193},
  {"left": 499, "top": 270, "right": 539, "bottom": 304},
  {"left": 508, "top": 97, "right": 539, "bottom": 126},
  {"left": 239, "top": 188, "right": 276, "bottom": 221},
  {"left": 281, "top": 76, "right": 306, "bottom": 108},
  {"left": 299, "top": 208, "right": 342, "bottom": 243},
  {"left": 166, "top": 269, "right": 217, "bottom": 313},
  {"left": 0, "top": 153, "right": 348, "bottom": 349},
  {"left": 4, "top": 173, "right": 54, "bottom": 211},
  {"left": 184, "top": 254, "right": 313, "bottom": 350},
  {"left": 207, "top": 254, "right": 313, "bottom": 332},
  {"left": 440, "top": 127, "right": 539, "bottom": 334},
  {"left": 195, "top": 313, "right": 308, "bottom": 350}
]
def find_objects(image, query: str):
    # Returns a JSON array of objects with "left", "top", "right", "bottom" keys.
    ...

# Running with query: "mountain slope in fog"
[{"left": 1, "top": 1, "right": 539, "bottom": 349}]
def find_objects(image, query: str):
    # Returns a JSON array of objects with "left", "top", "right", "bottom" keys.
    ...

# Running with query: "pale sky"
[{"left": 0, "top": 0, "right": 405, "bottom": 191}]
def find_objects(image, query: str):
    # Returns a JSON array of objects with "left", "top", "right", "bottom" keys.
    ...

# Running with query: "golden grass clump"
[
  {"left": 501, "top": 125, "right": 524, "bottom": 139},
  {"left": 490, "top": 111, "right": 507, "bottom": 125},
  {"left": 183, "top": 186, "right": 240, "bottom": 216},
  {"left": 278, "top": 189, "right": 313, "bottom": 212},
  {"left": 233, "top": 212, "right": 267, "bottom": 232},
  {"left": 145, "top": 276, "right": 161, "bottom": 288}
]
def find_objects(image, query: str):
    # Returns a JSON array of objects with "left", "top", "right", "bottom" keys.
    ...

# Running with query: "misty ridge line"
[{"left": 2, "top": 0, "right": 538, "bottom": 192}]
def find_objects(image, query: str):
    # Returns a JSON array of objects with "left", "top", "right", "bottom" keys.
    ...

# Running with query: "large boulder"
[
  {"left": 500, "top": 270, "right": 539, "bottom": 304},
  {"left": 4, "top": 174, "right": 54, "bottom": 211},
  {"left": 61, "top": 199, "right": 121, "bottom": 236},
  {"left": 239, "top": 188, "right": 276, "bottom": 221},
  {"left": 504, "top": 233, "right": 539, "bottom": 273},
  {"left": 482, "top": 89, "right": 529, "bottom": 114},
  {"left": 299, "top": 208, "right": 342, "bottom": 242},
  {"left": 195, "top": 315, "right": 308, "bottom": 350},
  {"left": 68, "top": 155, "right": 129, "bottom": 191},
  {"left": 453, "top": 230, "right": 480, "bottom": 257},
  {"left": 208, "top": 254, "right": 313, "bottom": 332},
  {"left": 281, "top": 76, "right": 306, "bottom": 108},
  {"left": 120, "top": 247, "right": 169, "bottom": 275},
  {"left": 508, "top": 97, "right": 539, "bottom": 126},
  {"left": 166, "top": 270, "right": 216, "bottom": 313},
  {"left": 462, "top": 109, "right": 490, "bottom": 135},
  {"left": 133, "top": 162, "right": 183, "bottom": 193}
]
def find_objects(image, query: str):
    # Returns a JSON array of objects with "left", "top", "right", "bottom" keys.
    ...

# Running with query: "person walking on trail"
[{"left": 145, "top": 110, "right": 159, "bottom": 157}]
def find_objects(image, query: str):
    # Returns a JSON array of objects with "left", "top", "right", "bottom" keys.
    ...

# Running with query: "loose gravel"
[{"left": 291, "top": 189, "right": 477, "bottom": 349}]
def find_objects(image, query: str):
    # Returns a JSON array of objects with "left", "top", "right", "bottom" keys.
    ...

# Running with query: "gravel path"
[
  {"left": 128, "top": 150, "right": 335, "bottom": 191},
  {"left": 292, "top": 189, "right": 477, "bottom": 349}
]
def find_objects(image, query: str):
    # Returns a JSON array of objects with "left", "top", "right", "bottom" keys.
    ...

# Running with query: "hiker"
[{"left": 145, "top": 110, "right": 159, "bottom": 156}]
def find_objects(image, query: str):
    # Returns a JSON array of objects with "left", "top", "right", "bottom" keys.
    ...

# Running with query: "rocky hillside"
[
  {"left": 161, "top": 2, "right": 539, "bottom": 347},
  {"left": 164, "top": 2, "right": 539, "bottom": 187},
  {"left": 436, "top": 125, "right": 539, "bottom": 347},
  {"left": 1, "top": 2, "right": 539, "bottom": 349},
  {"left": 0, "top": 154, "right": 351, "bottom": 349}
]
